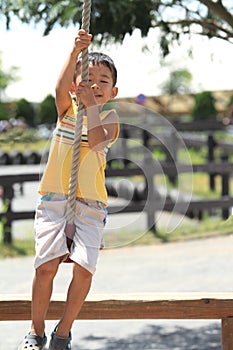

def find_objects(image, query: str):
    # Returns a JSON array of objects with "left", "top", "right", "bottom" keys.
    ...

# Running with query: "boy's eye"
[{"left": 101, "top": 80, "right": 108, "bottom": 84}]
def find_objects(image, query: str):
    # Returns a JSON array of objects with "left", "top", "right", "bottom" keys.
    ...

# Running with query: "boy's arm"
[
  {"left": 77, "top": 82, "right": 119, "bottom": 150},
  {"left": 55, "top": 30, "right": 92, "bottom": 120},
  {"left": 87, "top": 107, "right": 119, "bottom": 150}
]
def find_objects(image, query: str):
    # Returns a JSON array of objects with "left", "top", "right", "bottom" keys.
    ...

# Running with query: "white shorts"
[{"left": 34, "top": 193, "right": 107, "bottom": 274}]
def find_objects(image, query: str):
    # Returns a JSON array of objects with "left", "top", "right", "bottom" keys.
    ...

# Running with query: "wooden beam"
[
  {"left": 1, "top": 293, "right": 233, "bottom": 321},
  {"left": 222, "top": 317, "right": 233, "bottom": 350}
]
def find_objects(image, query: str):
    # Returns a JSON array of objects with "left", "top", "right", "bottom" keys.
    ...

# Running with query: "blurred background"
[{"left": 0, "top": 2, "right": 233, "bottom": 348}]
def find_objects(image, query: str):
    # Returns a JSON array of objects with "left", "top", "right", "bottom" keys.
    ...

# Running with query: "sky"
[{"left": 1, "top": 18, "right": 233, "bottom": 103}]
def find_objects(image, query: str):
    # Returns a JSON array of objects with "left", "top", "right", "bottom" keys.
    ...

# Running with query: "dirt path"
[{"left": 1, "top": 235, "right": 233, "bottom": 349}]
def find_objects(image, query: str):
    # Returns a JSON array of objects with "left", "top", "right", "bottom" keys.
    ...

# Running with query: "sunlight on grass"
[
  {"left": 0, "top": 240, "right": 35, "bottom": 258},
  {"left": 159, "top": 216, "right": 233, "bottom": 242},
  {"left": 1, "top": 215, "right": 233, "bottom": 257}
]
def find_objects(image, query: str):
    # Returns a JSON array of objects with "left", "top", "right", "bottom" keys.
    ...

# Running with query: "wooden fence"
[
  {"left": 1, "top": 159, "right": 233, "bottom": 243},
  {"left": 1, "top": 121, "right": 233, "bottom": 243},
  {"left": 1, "top": 293, "right": 233, "bottom": 349}
]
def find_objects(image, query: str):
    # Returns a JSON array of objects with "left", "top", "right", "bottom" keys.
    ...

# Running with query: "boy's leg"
[
  {"left": 31, "top": 258, "right": 60, "bottom": 337},
  {"left": 54, "top": 262, "right": 92, "bottom": 337}
]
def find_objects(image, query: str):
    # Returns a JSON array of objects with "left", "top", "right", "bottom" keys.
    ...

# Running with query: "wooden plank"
[
  {"left": 1, "top": 293, "right": 233, "bottom": 321},
  {"left": 1, "top": 162, "right": 233, "bottom": 183},
  {"left": 0, "top": 211, "right": 35, "bottom": 221},
  {"left": 0, "top": 197, "right": 232, "bottom": 222},
  {"left": 107, "top": 162, "right": 233, "bottom": 177},
  {"left": 222, "top": 318, "right": 233, "bottom": 350},
  {"left": 107, "top": 197, "right": 233, "bottom": 215},
  {"left": 0, "top": 165, "right": 42, "bottom": 177}
]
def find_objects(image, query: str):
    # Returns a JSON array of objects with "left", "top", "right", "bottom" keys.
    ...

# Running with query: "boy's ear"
[{"left": 111, "top": 87, "right": 118, "bottom": 99}]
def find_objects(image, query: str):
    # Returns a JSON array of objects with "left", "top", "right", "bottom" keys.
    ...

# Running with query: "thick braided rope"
[{"left": 65, "top": 0, "right": 92, "bottom": 237}]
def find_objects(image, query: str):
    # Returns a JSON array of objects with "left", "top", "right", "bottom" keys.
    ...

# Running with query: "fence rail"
[
  {"left": 0, "top": 160, "right": 233, "bottom": 243},
  {"left": 1, "top": 121, "right": 233, "bottom": 243},
  {"left": 1, "top": 293, "right": 233, "bottom": 349}
]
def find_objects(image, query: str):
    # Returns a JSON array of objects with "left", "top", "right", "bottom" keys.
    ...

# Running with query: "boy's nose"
[{"left": 91, "top": 83, "right": 99, "bottom": 89}]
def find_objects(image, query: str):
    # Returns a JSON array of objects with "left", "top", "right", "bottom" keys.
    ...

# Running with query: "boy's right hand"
[{"left": 73, "top": 29, "right": 92, "bottom": 54}]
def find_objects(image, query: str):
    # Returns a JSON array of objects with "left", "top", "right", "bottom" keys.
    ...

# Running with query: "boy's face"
[{"left": 74, "top": 63, "right": 118, "bottom": 105}]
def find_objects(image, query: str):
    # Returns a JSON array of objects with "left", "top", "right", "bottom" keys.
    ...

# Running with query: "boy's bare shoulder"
[{"left": 102, "top": 109, "right": 119, "bottom": 124}]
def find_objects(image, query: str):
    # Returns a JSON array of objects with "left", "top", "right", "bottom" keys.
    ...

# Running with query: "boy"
[{"left": 18, "top": 29, "right": 119, "bottom": 350}]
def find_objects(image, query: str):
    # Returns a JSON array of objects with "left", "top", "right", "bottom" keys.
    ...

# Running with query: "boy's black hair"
[{"left": 74, "top": 52, "right": 117, "bottom": 86}]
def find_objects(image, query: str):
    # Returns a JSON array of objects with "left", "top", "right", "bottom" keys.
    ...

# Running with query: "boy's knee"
[
  {"left": 73, "top": 263, "right": 93, "bottom": 280},
  {"left": 36, "top": 259, "right": 59, "bottom": 279}
]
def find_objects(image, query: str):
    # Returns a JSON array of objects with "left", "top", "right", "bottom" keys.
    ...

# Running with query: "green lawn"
[{"left": 1, "top": 216, "right": 232, "bottom": 258}]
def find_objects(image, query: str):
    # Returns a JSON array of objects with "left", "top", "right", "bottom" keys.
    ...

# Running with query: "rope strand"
[{"left": 65, "top": 0, "right": 92, "bottom": 238}]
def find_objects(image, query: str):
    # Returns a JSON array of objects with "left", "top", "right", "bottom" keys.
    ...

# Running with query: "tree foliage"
[
  {"left": 0, "top": 102, "right": 9, "bottom": 120},
  {"left": 160, "top": 69, "right": 193, "bottom": 95},
  {"left": 14, "top": 98, "right": 35, "bottom": 126},
  {"left": 38, "top": 94, "right": 57, "bottom": 124},
  {"left": 1, "top": 0, "right": 232, "bottom": 56},
  {"left": 0, "top": 52, "right": 19, "bottom": 101},
  {"left": 192, "top": 91, "right": 217, "bottom": 120}
]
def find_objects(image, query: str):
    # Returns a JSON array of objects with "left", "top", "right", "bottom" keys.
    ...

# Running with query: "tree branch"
[
  {"left": 160, "top": 18, "right": 233, "bottom": 39},
  {"left": 199, "top": 0, "right": 233, "bottom": 28}
]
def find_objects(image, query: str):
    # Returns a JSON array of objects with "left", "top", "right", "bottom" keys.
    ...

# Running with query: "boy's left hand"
[
  {"left": 76, "top": 81, "right": 97, "bottom": 107},
  {"left": 73, "top": 29, "right": 92, "bottom": 54}
]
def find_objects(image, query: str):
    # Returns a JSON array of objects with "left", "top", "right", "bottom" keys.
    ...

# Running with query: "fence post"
[
  {"left": 207, "top": 134, "right": 216, "bottom": 191},
  {"left": 143, "top": 130, "right": 156, "bottom": 233},
  {"left": 165, "top": 130, "right": 178, "bottom": 185},
  {"left": 222, "top": 317, "right": 233, "bottom": 350},
  {"left": 145, "top": 170, "right": 156, "bottom": 234},
  {"left": 122, "top": 125, "right": 129, "bottom": 167},
  {"left": 221, "top": 153, "right": 230, "bottom": 220},
  {"left": 142, "top": 129, "right": 149, "bottom": 153},
  {"left": 2, "top": 184, "right": 14, "bottom": 244}
]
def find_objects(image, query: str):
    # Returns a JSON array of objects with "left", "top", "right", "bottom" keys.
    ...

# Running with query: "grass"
[
  {"left": 0, "top": 239, "right": 35, "bottom": 258},
  {"left": 1, "top": 215, "right": 233, "bottom": 257},
  {"left": 2, "top": 139, "right": 50, "bottom": 153},
  {"left": 157, "top": 216, "right": 233, "bottom": 242},
  {"left": 100, "top": 215, "right": 233, "bottom": 249},
  {"left": 0, "top": 127, "right": 50, "bottom": 153}
]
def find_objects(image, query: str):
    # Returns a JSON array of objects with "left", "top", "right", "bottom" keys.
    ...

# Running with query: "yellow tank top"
[{"left": 38, "top": 101, "right": 119, "bottom": 206}]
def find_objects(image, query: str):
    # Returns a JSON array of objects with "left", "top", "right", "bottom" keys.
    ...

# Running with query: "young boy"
[{"left": 18, "top": 29, "right": 119, "bottom": 350}]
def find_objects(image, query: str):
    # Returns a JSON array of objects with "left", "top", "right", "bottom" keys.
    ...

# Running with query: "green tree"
[
  {"left": 0, "top": 102, "right": 8, "bottom": 120},
  {"left": 192, "top": 91, "right": 217, "bottom": 120},
  {"left": 160, "top": 69, "right": 193, "bottom": 95},
  {"left": 15, "top": 98, "right": 35, "bottom": 126},
  {"left": 0, "top": 52, "right": 19, "bottom": 101},
  {"left": 38, "top": 94, "right": 57, "bottom": 124},
  {"left": 1, "top": 0, "right": 232, "bottom": 56},
  {"left": 227, "top": 95, "right": 233, "bottom": 108},
  {"left": 226, "top": 95, "right": 233, "bottom": 119}
]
